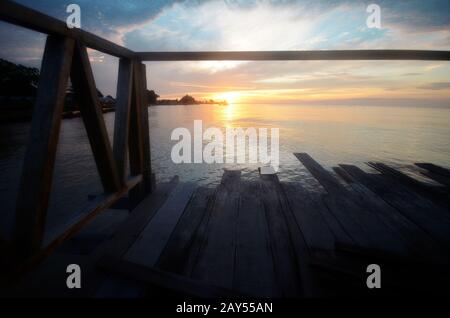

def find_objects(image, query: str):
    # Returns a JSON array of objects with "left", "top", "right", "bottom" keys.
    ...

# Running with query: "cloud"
[
  {"left": 1, "top": 0, "right": 449, "bottom": 104},
  {"left": 418, "top": 82, "right": 450, "bottom": 90}
]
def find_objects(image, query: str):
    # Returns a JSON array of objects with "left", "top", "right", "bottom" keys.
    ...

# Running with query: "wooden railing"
[
  {"left": 0, "top": 1, "right": 152, "bottom": 270},
  {"left": 1, "top": 0, "right": 449, "bottom": 270}
]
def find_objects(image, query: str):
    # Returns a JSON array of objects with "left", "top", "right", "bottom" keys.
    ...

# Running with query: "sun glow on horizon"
[{"left": 213, "top": 91, "right": 242, "bottom": 104}]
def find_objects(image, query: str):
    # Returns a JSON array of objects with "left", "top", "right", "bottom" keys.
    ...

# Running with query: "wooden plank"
[
  {"left": 137, "top": 50, "right": 450, "bottom": 61},
  {"left": 0, "top": 0, "right": 134, "bottom": 59},
  {"left": 190, "top": 170, "right": 241, "bottom": 289},
  {"left": 333, "top": 167, "right": 449, "bottom": 264},
  {"left": 31, "top": 177, "right": 178, "bottom": 297},
  {"left": 294, "top": 153, "right": 343, "bottom": 194},
  {"left": 233, "top": 181, "right": 278, "bottom": 297},
  {"left": 12, "top": 35, "right": 74, "bottom": 261},
  {"left": 168, "top": 188, "right": 217, "bottom": 278},
  {"left": 295, "top": 154, "right": 408, "bottom": 254},
  {"left": 416, "top": 163, "right": 450, "bottom": 179},
  {"left": 416, "top": 163, "right": 450, "bottom": 187},
  {"left": 125, "top": 182, "right": 196, "bottom": 267},
  {"left": 68, "top": 177, "right": 180, "bottom": 296},
  {"left": 340, "top": 164, "right": 450, "bottom": 252},
  {"left": 156, "top": 187, "right": 214, "bottom": 274},
  {"left": 97, "top": 255, "right": 239, "bottom": 297},
  {"left": 91, "top": 177, "right": 179, "bottom": 261},
  {"left": 420, "top": 170, "right": 450, "bottom": 188},
  {"left": 258, "top": 174, "right": 303, "bottom": 297},
  {"left": 71, "top": 42, "right": 121, "bottom": 193},
  {"left": 280, "top": 182, "right": 336, "bottom": 252},
  {"left": 368, "top": 162, "right": 449, "bottom": 207},
  {"left": 113, "top": 58, "right": 133, "bottom": 182}
]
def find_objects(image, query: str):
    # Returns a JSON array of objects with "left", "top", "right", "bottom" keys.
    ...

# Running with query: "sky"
[{"left": 1, "top": 0, "right": 450, "bottom": 106}]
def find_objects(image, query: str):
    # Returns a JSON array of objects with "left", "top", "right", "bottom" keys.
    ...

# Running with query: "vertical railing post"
[
  {"left": 12, "top": 35, "right": 74, "bottom": 261},
  {"left": 138, "top": 63, "right": 153, "bottom": 193},
  {"left": 113, "top": 58, "right": 133, "bottom": 183},
  {"left": 128, "top": 61, "right": 153, "bottom": 207}
]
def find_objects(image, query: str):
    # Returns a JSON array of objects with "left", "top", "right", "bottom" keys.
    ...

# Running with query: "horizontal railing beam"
[
  {"left": 0, "top": 0, "right": 134, "bottom": 59},
  {"left": 2, "top": 1, "right": 449, "bottom": 62},
  {"left": 137, "top": 50, "right": 450, "bottom": 61}
]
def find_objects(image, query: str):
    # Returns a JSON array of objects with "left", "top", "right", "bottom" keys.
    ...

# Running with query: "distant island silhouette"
[
  {"left": 154, "top": 94, "right": 228, "bottom": 106},
  {"left": 0, "top": 58, "right": 227, "bottom": 122}
]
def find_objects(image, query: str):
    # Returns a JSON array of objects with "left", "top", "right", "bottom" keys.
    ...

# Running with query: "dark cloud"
[{"left": 12, "top": 0, "right": 184, "bottom": 35}]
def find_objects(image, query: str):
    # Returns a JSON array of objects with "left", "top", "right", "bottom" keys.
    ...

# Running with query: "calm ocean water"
[{"left": 1, "top": 104, "right": 449, "bottom": 239}]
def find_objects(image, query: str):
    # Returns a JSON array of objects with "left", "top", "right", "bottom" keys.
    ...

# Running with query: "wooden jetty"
[
  {"left": 3, "top": 153, "right": 450, "bottom": 297},
  {"left": 1, "top": 1, "right": 450, "bottom": 297}
]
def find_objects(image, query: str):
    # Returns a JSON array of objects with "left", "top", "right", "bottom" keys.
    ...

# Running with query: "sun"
[{"left": 214, "top": 91, "right": 241, "bottom": 104}]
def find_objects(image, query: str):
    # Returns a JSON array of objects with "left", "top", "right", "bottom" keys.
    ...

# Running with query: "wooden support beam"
[
  {"left": 138, "top": 63, "right": 153, "bottom": 193},
  {"left": 70, "top": 42, "right": 121, "bottom": 193},
  {"left": 12, "top": 36, "right": 74, "bottom": 261},
  {"left": 128, "top": 62, "right": 145, "bottom": 204},
  {"left": 137, "top": 50, "right": 450, "bottom": 61},
  {"left": 113, "top": 58, "right": 133, "bottom": 182},
  {"left": 128, "top": 62, "right": 153, "bottom": 205}
]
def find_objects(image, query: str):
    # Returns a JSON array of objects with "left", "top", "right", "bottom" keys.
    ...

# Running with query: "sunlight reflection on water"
[{"left": 0, "top": 104, "right": 449, "bottom": 237}]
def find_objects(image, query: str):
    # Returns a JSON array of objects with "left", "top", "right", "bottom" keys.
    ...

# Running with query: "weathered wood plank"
[
  {"left": 294, "top": 153, "right": 343, "bottom": 194},
  {"left": 78, "top": 178, "right": 180, "bottom": 296},
  {"left": 334, "top": 167, "right": 449, "bottom": 264},
  {"left": 125, "top": 182, "right": 196, "bottom": 267},
  {"left": 420, "top": 170, "right": 450, "bottom": 188},
  {"left": 368, "top": 162, "right": 449, "bottom": 207},
  {"left": 113, "top": 58, "right": 133, "bottom": 182},
  {"left": 97, "top": 255, "right": 239, "bottom": 297},
  {"left": 156, "top": 187, "right": 214, "bottom": 274},
  {"left": 191, "top": 170, "right": 241, "bottom": 289},
  {"left": 340, "top": 164, "right": 450, "bottom": 252},
  {"left": 295, "top": 154, "right": 408, "bottom": 254},
  {"left": 12, "top": 35, "right": 74, "bottom": 261},
  {"left": 91, "top": 177, "right": 179, "bottom": 261},
  {"left": 171, "top": 189, "right": 217, "bottom": 278},
  {"left": 71, "top": 42, "right": 121, "bottom": 193},
  {"left": 233, "top": 181, "right": 278, "bottom": 297},
  {"left": 280, "top": 182, "right": 336, "bottom": 252},
  {"left": 416, "top": 163, "right": 450, "bottom": 179},
  {"left": 258, "top": 174, "right": 303, "bottom": 297}
]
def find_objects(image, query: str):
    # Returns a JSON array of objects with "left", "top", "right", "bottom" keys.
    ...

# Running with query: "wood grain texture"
[
  {"left": 113, "top": 58, "right": 133, "bottom": 182},
  {"left": 190, "top": 170, "right": 241, "bottom": 289}
]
